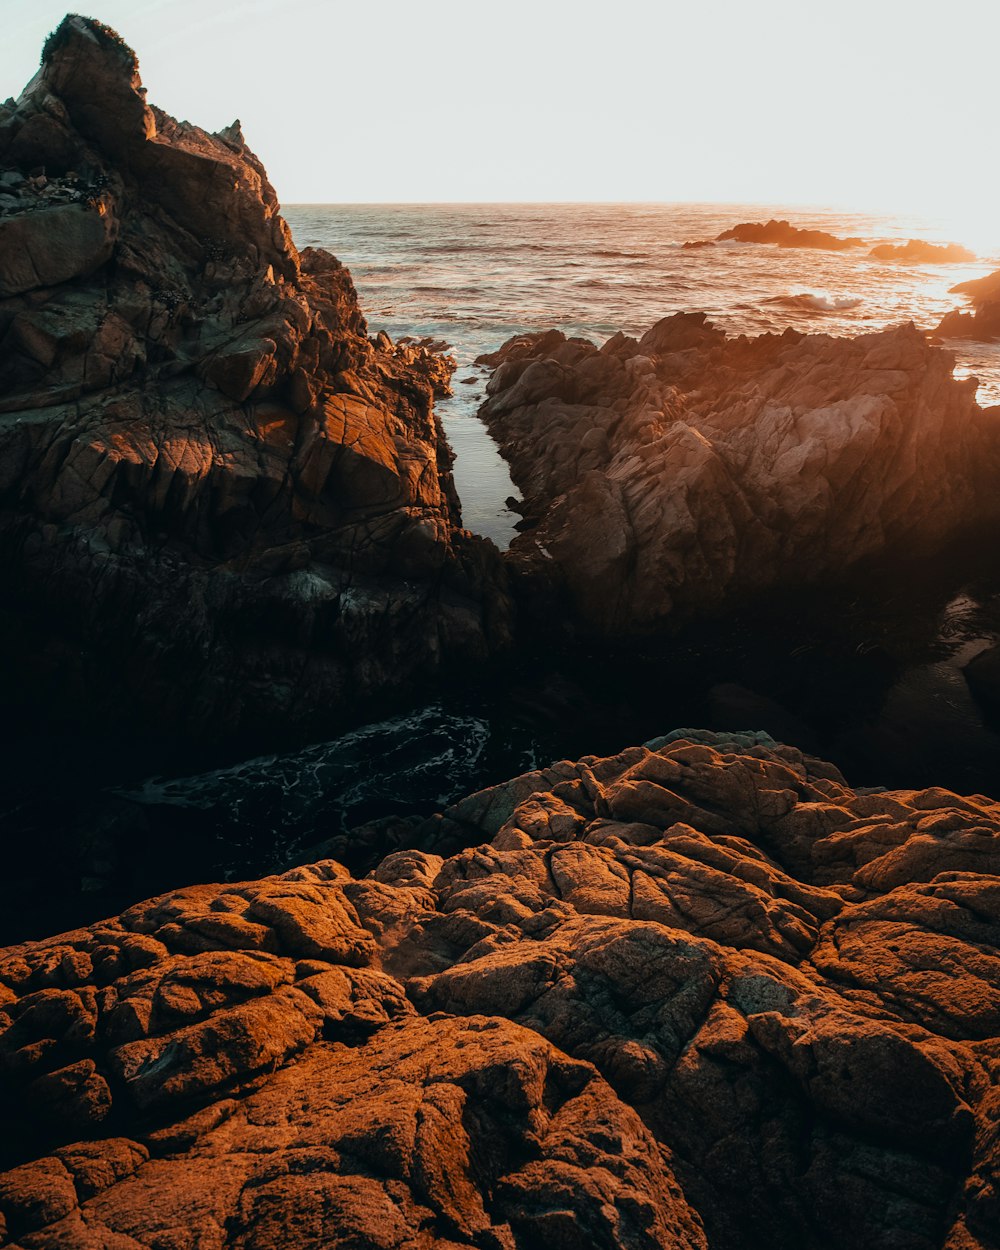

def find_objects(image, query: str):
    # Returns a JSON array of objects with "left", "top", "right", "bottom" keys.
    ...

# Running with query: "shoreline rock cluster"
[
  {"left": 684, "top": 218, "right": 976, "bottom": 262},
  {"left": 0, "top": 16, "right": 511, "bottom": 744},
  {"left": 936, "top": 268, "right": 1000, "bottom": 342},
  {"left": 479, "top": 314, "right": 1000, "bottom": 638},
  {"left": 1, "top": 730, "right": 998, "bottom": 1249}
]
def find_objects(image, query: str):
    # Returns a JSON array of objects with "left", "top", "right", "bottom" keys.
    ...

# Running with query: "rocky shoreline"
[
  {"left": 682, "top": 218, "right": 975, "bottom": 262},
  {"left": 2, "top": 16, "right": 1000, "bottom": 1250},
  {"left": 936, "top": 267, "right": 1000, "bottom": 343}
]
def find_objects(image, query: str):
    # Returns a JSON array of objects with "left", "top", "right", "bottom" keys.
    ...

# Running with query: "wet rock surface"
[
  {"left": 479, "top": 315, "right": 1000, "bottom": 637},
  {"left": 0, "top": 17, "right": 510, "bottom": 744},
  {"left": 2, "top": 731, "right": 999, "bottom": 1249}
]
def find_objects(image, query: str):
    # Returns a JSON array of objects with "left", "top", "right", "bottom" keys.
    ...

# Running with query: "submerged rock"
[
  {"left": 0, "top": 16, "right": 510, "bottom": 742},
  {"left": 479, "top": 314, "right": 1000, "bottom": 637},
  {"left": 1, "top": 731, "right": 998, "bottom": 1249}
]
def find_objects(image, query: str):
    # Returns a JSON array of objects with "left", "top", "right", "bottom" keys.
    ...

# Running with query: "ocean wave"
[{"left": 765, "top": 292, "right": 862, "bottom": 313}]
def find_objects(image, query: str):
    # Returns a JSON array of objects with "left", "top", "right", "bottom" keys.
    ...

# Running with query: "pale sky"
[{"left": 2, "top": 0, "right": 998, "bottom": 240}]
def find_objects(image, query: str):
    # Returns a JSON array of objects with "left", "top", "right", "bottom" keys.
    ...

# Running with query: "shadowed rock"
[
  {"left": 935, "top": 267, "right": 1000, "bottom": 343},
  {"left": 0, "top": 16, "right": 511, "bottom": 743},
  {"left": 478, "top": 314, "right": 1000, "bottom": 637},
  {"left": 1, "top": 731, "right": 999, "bottom": 1249}
]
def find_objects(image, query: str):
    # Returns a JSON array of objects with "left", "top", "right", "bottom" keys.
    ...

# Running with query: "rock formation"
[
  {"left": 869, "top": 239, "right": 975, "bottom": 263},
  {"left": 0, "top": 16, "right": 510, "bottom": 742},
  {"left": 686, "top": 223, "right": 976, "bottom": 264},
  {"left": 2, "top": 729, "right": 999, "bottom": 1249},
  {"left": 935, "top": 268, "right": 1000, "bottom": 342},
  {"left": 477, "top": 315, "right": 1000, "bottom": 636},
  {"left": 712, "top": 219, "right": 863, "bottom": 250}
]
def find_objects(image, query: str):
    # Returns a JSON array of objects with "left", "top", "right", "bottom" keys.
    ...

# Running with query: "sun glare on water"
[{"left": 919, "top": 204, "right": 1000, "bottom": 262}]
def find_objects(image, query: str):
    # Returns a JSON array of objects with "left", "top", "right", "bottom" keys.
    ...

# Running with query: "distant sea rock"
[
  {"left": 479, "top": 314, "right": 1000, "bottom": 637},
  {"left": 711, "top": 218, "right": 864, "bottom": 250},
  {"left": 0, "top": 17, "right": 511, "bottom": 742},
  {"left": 869, "top": 238, "right": 976, "bottom": 263},
  {"left": 934, "top": 265, "right": 1000, "bottom": 341},
  {"left": 2, "top": 730, "right": 999, "bottom": 1249}
]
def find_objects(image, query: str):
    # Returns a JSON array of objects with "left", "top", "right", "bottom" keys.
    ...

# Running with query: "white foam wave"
[{"left": 766, "top": 292, "right": 862, "bottom": 313}]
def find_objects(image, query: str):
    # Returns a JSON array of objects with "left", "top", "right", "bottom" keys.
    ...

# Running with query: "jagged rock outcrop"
[
  {"left": 477, "top": 314, "right": 1000, "bottom": 636},
  {"left": 2, "top": 730, "right": 999, "bottom": 1249},
  {"left": 870, "top": 239, "right": 975, "bottom": 263},
  {"left": 0, "top": 16, "right": 510, "bottom": 740},
  {"left": 935, "top": 268, "right": 1000, "bottom": 342},
  {"left": 685, "top": 223, "right": 975, "bottom": 263},
  {"left": 713, "top": 219, "right": 863, "bottom": 250}
]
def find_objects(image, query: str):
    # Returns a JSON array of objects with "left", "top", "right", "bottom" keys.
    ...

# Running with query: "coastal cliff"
[
  {"left": 2, "top": 730, "right": 998, "bottom": 1249},
  {"left": 0, "top": 16, "right": 510, "bottom": 743},
  {"left": 480, "top": 315, "right": 1000, "bottom": 636}
]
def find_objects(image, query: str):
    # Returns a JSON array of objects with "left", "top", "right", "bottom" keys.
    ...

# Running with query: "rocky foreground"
[
  {"left": 1, "top": 730, "right": 998, "bottom": 1249},
  {"left": 0, "top": 17, "right": 509, "bottom": 741},
  {"left": 480, "top": 315, "right": 1000, "bottom": 636}
]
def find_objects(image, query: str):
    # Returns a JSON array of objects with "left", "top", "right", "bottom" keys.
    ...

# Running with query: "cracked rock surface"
[
  {"left": 479, "top": 315, "right": 1000, "bottom": 636},
  {"left": 0, "top": 16, "right": 510, "bottom": 742},
  {"left": 2, "top": 731, "right": 998, "bottom": 1249}
]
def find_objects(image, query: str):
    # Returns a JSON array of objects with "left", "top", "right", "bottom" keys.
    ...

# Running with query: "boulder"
[{"left": 0, "top": 198, "right": 116, "bottom": 295}]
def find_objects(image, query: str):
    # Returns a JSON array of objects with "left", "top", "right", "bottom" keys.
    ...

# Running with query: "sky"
[{"left": 2, "top": 0, "right": 998, "bottom": 240}]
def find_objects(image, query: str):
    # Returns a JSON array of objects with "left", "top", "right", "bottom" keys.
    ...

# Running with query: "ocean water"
[{"left": 286, "top": 202, "right": 1000, "bottom": 547}]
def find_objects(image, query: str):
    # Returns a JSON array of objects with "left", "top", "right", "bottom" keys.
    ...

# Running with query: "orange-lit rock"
[
  {"left": 480, "top": 315, "right": 1000, "bottom": 636},
  {"left": 0, "top": 16, "right": 510, "bottom": 741},
  {"left": 715, "top": 218, "right": 863, "bottom": 249},
  {"left": 869, "top": 238, "right": 976, "bottom": 263},
  {"left": 2, "top": 731, "right": 998, "bottom": 1249}
]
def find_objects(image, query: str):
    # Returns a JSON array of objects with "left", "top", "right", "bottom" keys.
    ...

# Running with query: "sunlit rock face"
[
  {"left": 480, "top": 314, "right": 1000, "bottom": 636},
  {"left": 2, "top": 730, "right": 999, "bottom": 1249},
  {"left": 0, "top": 16, "right": 510, "bottom": 740}
]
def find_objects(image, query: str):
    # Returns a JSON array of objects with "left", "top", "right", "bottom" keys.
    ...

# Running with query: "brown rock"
[
  {"left": 2, "top": 732, "right": 998, "bottom": 1249},
  {"left": 0, "top": 199, "right": 116, "bottom": 296},
  {"left": 934, "top": 266, "right": 1000, "bottom": 342},
  {"left": 0, "top": 16, "right": 512, "bottom": 746},
  {"left": 870, "top": 238, "right": 976, "bottom": 263},
  {"left": 713, "top": 218, "right": 864, "bottom": 250},
  {"left": 479, "top": 315, "right": 1000, "bottom": 636}
]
